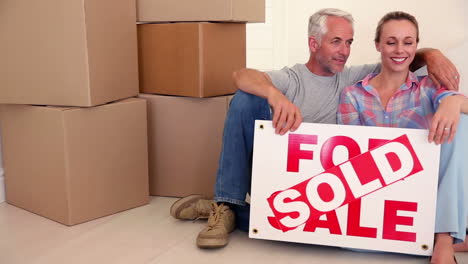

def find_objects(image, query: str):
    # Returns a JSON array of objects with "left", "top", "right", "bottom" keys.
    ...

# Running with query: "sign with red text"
[{"left": 249, "top": 121, "right": 440, "bottom": 256}]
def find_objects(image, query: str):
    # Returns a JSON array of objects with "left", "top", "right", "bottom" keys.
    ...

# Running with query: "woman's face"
[{"left": 375, "top": 19, "right": 418, "bottom": 73}]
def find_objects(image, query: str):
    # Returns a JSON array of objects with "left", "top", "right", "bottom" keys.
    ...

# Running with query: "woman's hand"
[{"left": 429, "top": 95, "right": 463, "bottom": 144}]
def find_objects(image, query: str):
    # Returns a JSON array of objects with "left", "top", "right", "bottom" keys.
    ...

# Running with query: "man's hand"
[
  {"left": 424, "top": 49, "right": 460, "bottom": 91},
  {"left": 268, "top": 90, "right": 302, "bottom": 135},
  {"left": 428, "top": 95, "right": 462, "bottom": 144},
  {"left": 232, "top": 68, "right": 303, "bottom": 135}
]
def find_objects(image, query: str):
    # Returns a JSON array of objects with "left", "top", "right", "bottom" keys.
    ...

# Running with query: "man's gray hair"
[{"left": 308, "top": 8, "right": 354, "bottom": 44}]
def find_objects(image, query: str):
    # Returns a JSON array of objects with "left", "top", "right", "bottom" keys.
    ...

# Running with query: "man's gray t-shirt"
[{"left": 266, "top": 63, "right": 379, "bottom": 124}]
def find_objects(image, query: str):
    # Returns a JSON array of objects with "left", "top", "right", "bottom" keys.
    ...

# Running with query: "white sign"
[{"left": 249, "top": 121, "right": 440, "bottom": 256}]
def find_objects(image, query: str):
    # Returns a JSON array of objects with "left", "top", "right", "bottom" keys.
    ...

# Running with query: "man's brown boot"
[
  {"left": 170, "top": 194, "right": 213, "bottom": 220},
  {"left": 196, "top": 203, "right": 235, "bottom": 249}
]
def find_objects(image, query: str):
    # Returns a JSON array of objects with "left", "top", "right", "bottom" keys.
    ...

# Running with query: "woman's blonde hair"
[{"left": 375, "top": 11, "right": 419, "bottom": 43}]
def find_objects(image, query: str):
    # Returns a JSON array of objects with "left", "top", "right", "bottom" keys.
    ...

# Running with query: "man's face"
[{"left": 312, "top": 16, "right": 354, "bottom": 76}]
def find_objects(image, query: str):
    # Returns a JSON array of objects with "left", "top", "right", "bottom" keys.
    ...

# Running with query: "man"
[{"left": 169, "top": 8, "right": 460, "bottom": 249}]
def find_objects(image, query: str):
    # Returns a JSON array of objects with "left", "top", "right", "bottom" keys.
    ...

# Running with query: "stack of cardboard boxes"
[
  {"left": 0, "top": 0, "right": 149, "bottom": 225},
  {"left": 0, "top": 138, "right": 4, "bottom": 203},
  {"left": 136, "top": 0, "right": 265, "bottom": 198},
  {"left": 0, "top": 0, "right": 265, "bottom": 226}
]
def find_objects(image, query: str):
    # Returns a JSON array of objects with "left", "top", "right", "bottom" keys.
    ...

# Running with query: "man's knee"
[{"left": 228, "top": 90, "right": 270, "bottom": 118}]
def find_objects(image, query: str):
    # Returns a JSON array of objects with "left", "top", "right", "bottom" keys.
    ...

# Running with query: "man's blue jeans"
[{"left": 214, "top": 90, "right": 271, "bottom": 231}]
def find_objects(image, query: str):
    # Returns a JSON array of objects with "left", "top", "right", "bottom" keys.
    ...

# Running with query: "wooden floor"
[{"left": 1, "top": 197, "right": 467, "bottom": 264}]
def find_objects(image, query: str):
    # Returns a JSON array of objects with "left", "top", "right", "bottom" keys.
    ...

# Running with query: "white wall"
[
  {"left": 246, "top": 0, "right": 289, "bottom": 71},
  {"left": 246, "top": 0, "right": 273, "bottom": 71},
  {"left": 445, "top": 39, "right": 468, "bottom": 94},
  {"left": 247, "top": 0, "right": 468, "bottom": 93}
]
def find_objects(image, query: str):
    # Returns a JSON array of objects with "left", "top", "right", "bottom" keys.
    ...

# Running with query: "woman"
[{"left": 338, "top": 11, "right": 468, "bottom": 264}]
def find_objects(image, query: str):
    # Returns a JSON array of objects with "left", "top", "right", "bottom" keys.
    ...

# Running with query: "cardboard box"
[
  {"left": 139, "top": 94, "right": 232, "bottom": 197},
  {"left": 138, "top": 23, "right": 245, "bottom": 97},
  {"left": 0, "top": 98, "right": 149, "bottom": 225},
  {"left": 0, "top": 0, "right": 139, "bottom": 106},
  {"left": 137, "top": 0, "right": 265, "bottom": 22},
  {"left": 0, "top": 132, "right": 4, "bottom": 203},
  {"left": 0, "top": 175, "right": 4, "bottom": 204}
]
